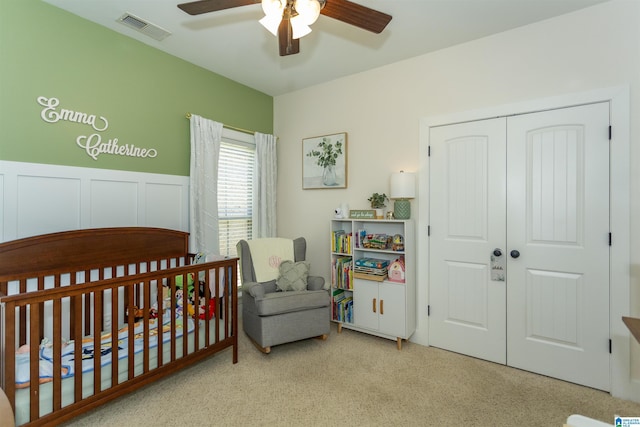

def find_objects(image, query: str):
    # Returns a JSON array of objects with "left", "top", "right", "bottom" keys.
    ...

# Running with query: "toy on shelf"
[
  {"left": 362, "top": 233, "right": 392, "bottom": 250},
  {"left": 387, "top": 258, "right": 406, "bottom": 283},
  {"left": 392, "top": 234, "right": 404, "bottom": 251}
]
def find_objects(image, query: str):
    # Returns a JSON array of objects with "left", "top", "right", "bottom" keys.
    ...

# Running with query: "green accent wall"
[{"left": 0, "top": 0, "right": 273, "bottom": 176}]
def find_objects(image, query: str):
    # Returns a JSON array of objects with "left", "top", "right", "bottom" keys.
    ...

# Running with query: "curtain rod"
[{"left": 185, "top": 113, "right": 254, "bottom": 136}]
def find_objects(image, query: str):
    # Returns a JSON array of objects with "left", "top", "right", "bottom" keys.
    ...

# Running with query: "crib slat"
[
  {"left": 29, "top": 304, "right": 40, "bottom": 422},
  {"left": 73, "top": 295, "right": 83, "bottom": 404},
  {"left": 38, "top": 276, "right": 45, "bottom": 344},
  {"left": 155, "top": 278, "right": 164, "bottom": 368},
  {"left": 143, "top": 279, "right": 150, "bottom": 374},
  {"left": 214, "top": 267, "right": 220, "bottom": 344},
  {"left": 193, "top": 273, "right": 200, "bottom": 353},
  {"left": 53, "top": 298, "right": 62, "bottom": 411},
  {"left": 127, "top": 288, "right": 135, "bottom": 380},
  {"left": 111, "top": 284, "right": 119, "bottom": 388},
  {"left": 182, "top": 274, "right": 188, "bottom": 357},
  {"left": 170, "top": 277, "right": 177, "bottom": 362},
  {"left": 69, "top": 272, "right": 77, "bottom": 342},
  {"left": 203, "top": 268, "right": 211, "bottom": 348},
  {"left": 93, "top": 290, "right": 102, "bottom": 395},
  {"left": 19, "top": 279, "right": 27, "bottom": 346},
  {"left": 83, "top": 269, "right": 91, "bottom": 335}
]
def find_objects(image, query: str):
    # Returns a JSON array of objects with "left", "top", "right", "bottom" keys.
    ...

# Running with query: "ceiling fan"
[{"left": 177, "top": 0, "right": 392, "bottom": 56}]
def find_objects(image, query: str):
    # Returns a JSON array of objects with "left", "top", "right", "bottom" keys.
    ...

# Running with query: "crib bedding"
[
  {"left": 13, "top": 314, "right": 229, "bottom": 426},
  {"left": 14, "top": 308, "right": 193, "bottom": 388}
]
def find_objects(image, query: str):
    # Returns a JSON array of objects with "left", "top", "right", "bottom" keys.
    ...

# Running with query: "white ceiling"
[{"left": 43, "top": 0, "right": 608, "bottom": 96}]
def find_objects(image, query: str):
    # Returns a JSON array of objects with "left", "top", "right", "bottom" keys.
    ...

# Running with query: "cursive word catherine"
[
  {"left": 38, "top": 96, "right": 108, "bottom": 132},
  {"left": 77, "top": 134, "right": 158, "bottom": 161}
]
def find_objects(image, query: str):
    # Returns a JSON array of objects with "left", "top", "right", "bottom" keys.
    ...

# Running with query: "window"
[{"left": 217, "top": 130, "right": 255, "bottom": 262}]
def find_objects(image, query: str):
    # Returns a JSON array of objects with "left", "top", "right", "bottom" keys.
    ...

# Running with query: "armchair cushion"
[
  {"left": 307, "top": 275, "right": 325, "bottom": 291},
  {"left": 254, "top": 289, "right": 330, "bottom": 316},
  {"left": 276, "top": 260, "right": 310, "bottom": 291}
]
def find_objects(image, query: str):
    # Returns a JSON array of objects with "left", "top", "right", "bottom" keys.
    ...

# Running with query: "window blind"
[{"left": 218, "top": 140, "right": 254, "bottom": 259}]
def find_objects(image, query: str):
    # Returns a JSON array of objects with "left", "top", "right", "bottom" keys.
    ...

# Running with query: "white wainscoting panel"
[
  {"left": 18, "top": 175, "right": 81, "bottom": 237},
  {"left": 0, "top": 161, "right": 189, "bottom": 242},
  {"left": 90, "top": 179, "right": 139, "bottom": 227},
  {"left": 145, "top": 182, "right": 186, "bottom": 230}
]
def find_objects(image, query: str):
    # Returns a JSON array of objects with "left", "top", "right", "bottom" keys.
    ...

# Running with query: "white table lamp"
[{"left": 390, "top": 171, "right": 416, "bottom": 219}]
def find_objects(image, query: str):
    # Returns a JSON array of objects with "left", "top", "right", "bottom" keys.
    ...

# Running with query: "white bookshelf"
[{"left": 330, "top": 219, "right": 415, "bottom": 349}]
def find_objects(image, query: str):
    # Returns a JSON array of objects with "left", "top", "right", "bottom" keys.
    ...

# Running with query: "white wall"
[{"left": 274, "top": 0, "right": 640, "bottom": 399}]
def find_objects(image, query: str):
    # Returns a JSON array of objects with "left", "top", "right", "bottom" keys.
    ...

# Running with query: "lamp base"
[{"left": 394, "top": 199, "right": 411, "bottom": 220}]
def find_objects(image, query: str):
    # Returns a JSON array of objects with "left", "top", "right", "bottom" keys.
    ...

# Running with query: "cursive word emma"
[
  {"left": 37, "top": 96, "right": 108, "bottom": 132},
  {"left": 77, "top": 134, "right": 157, "bottom": 161}
]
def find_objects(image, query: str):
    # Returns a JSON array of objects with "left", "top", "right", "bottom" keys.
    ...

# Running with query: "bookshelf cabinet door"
[
  {"left": 378, "top": 282, "right": 405, "bottom": 337},
  {"left": 353, "top": 279, "right": 379, "bottom": 331}
]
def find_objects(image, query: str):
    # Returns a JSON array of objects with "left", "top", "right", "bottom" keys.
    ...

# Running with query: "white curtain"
[
  {"left": 189, "top": 114, "right": 222, "bottom": 255},
  {"left": 253, "top": 132, "right": 277, "bottom": 238}
]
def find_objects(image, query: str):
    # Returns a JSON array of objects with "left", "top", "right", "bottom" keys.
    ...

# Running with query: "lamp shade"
[{"left": 390, "top": 171, "right": 416, "bottom": 199}]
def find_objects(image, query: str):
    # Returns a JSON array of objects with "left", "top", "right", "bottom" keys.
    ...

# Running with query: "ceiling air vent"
[{"left": 117, "top": 13, "right": 171, "bottom": 41}]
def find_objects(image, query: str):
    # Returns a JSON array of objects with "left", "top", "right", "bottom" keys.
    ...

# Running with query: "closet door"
[
  {"left": 428, "top": 102, "right": 610, "bottom": 390},
  {"left": 506, "top": 102, "right": 610, "bottom": 391},
  {"left": 428, "top": 118, "right": 507, "bottom": 364}
]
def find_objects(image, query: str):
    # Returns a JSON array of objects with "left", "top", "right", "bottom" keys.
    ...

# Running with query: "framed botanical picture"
[{"left": 302, "top": 132, "right": 347, "bottom": 189}]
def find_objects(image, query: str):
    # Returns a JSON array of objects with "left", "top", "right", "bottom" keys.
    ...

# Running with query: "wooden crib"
[{"left": 0, "top": 227, "right": 238, "bottom": 426}]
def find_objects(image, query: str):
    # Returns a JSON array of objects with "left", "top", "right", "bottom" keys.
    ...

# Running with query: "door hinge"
[
  {"left": 428, "top": 225, "right": 431, "bottom": 236},
  {"left": 609, "top": 232, "right": 612, "bottom": 246},
  {"left": 428, "top": 146, "right": 431, "bottom": 156},
  {"left": 609, "top": 125, "right": 612, "bottom": 141},
  {"left": 427, "top": 305, "right": 431, "bottom": 316},
  {"left": 609, "top": 339, "right": 612, "bottom": 354}
]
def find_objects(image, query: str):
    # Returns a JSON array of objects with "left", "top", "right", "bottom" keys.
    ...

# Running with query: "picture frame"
[{"left": 302, "top": 132, "right": 347, "bottom": 189}]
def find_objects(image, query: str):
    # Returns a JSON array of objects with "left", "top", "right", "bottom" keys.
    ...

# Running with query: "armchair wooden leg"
[
  {"left": 246, "top": 333, "right": 271, "bottom": 354},
  {"left": 315, "top": 334, "right": 328, "bottom": 341}
]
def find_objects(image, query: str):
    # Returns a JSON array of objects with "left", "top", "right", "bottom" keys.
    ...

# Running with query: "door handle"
[
  {"left": 373, "top": 298, "right": 377, "bottom": 313},
  {"left": 493, "top": 248, "right": 502, "bottom": 257},
  {"left": 510, "top": 250, "right": 520, "bottom": 259},
  {"left": 380, "top": 299, "right": 384, "bottom": 315}
]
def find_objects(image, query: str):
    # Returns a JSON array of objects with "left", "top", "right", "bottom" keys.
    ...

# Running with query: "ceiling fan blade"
[
  {"left": 320, "top": 0, "right": 391, "bottom": 34},
  {"left": 178, "top": 0, "right": 259, "bottom": 16},
  {"left": 278, "top": 17, "right": 300, "bottom": 56}
]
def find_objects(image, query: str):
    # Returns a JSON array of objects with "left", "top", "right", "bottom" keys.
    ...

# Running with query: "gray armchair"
[{"left": 237, "top": 237, "right": 330, "bottom": 353}]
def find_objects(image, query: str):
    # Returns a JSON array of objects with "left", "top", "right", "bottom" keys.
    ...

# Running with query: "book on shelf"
[
  {"left": 331, "top": 256, "right": 353, "bottom": 290},
  {"left": 354, "top": 229, "right": 367, "bottom": 249},
  {"left": 331, "top": 230, "right": 352, "bottom": 254},
  {"left": 334, "top": 295, "right": 353, "bottom": 323}
]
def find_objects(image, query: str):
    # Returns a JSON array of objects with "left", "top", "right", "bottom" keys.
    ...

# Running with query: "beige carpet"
[{"left": 63, "top": 323, "right": 640, "bottom": 427}]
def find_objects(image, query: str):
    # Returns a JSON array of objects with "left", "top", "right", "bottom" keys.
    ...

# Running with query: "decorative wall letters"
[{"left": 37, "top": 96, "right": 158, "bottom": 161}]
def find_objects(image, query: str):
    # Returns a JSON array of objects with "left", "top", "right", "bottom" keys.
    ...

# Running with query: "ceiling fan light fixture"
[
  {"left": 259, "top": 14, "right": 282, "bottom": 36},
  {"left": 290, "top": 16, "right": 312, "bottom": 39},
  {"left": 293, "top": 0, "right": 321, "bottom": 25},
  {"left": 261, "top": 0, "right": 284, "bottom": 16}
]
